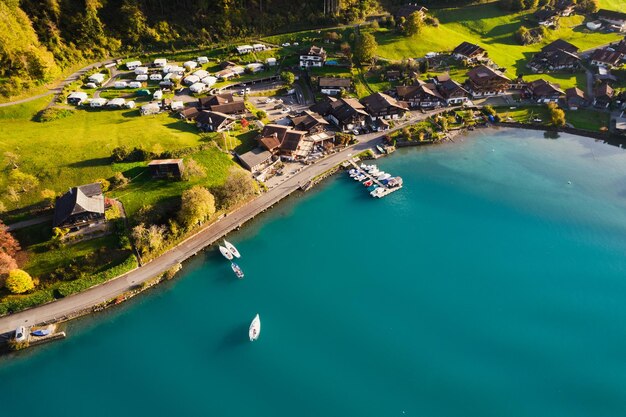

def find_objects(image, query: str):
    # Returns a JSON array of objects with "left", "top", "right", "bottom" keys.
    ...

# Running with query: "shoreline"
[{"left": 0, "top": 120, "right": 621, "bottom": 341}]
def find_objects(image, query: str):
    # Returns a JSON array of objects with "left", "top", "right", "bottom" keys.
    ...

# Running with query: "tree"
[
  {"left": 111, "top": 145, "right": 130, "bottom": 162},
  {"left": 9, "top": 170, "right": 39, "bottom": 193},
  {"left": 216, "top": 168, "right": 257, "bottom": 208},
  {"left": 5, "top": 269, "right": 34, "bottom": 294},
  {"left": 132, "top": 223, "right": 167, "bottom": 255},
  {"left": 256, "top": 110, "right": 267, "bottom": 120},
  {"left": 355, "top": 32, "right": 378, "bottom": 64},
  {"left": 178, "top": 186, "right": 216, "bottom": 227},
  {"left": 95, "top": 178, "right": 111, "bottom": 192},
  {"left": 0, "top": 220, "right": 20, "bottom": 258},
  {"left": 111, "top": 172, "right": 129, "bottom": 188},
  {"left": 182, "top": 158, "right": 206, "bottom": 181},
  {"left": 0, "top": 252, "right": 17, "bottom": 277},
  {"left": 548, "top": 102, "right": 566, "bottom": 126},
  {"left": 404, "top": 11, "right": 424, "bottom": 36},
  {"left": 280, "top": 71, "right": 295, "bottom": 85},
  {"left": 577, "top": 0, "right": 599, "bottom": 13}
]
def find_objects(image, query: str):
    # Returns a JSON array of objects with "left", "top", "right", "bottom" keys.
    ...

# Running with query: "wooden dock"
[{"left": 346, "top": 160, "right": 403, "bottom": 198}]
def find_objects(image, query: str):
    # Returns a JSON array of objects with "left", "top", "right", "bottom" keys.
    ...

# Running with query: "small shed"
[{"left": 148, "top": 159, "right": 185, "bottom": 179}]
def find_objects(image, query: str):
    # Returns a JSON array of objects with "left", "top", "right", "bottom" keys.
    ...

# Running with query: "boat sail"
[
  {"left": 219, "top": 245, "right": 234, "bottom": 260},
  {"left": 249, "top": 314, "right": 261, "bottom": 341},
  {"left": 224, "top": 240, "right": 241, "bottom": 258}
]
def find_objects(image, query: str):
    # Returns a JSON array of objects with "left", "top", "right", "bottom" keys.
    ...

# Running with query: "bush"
[
  {"left": 5, "top": 269, "right": 35, "bottom": 294},
  {"left": 111, "top": 172, "right": 129, "bottom": 188},
  {"left": 37, "top": 107, "right": 75, "bottom": 123}
]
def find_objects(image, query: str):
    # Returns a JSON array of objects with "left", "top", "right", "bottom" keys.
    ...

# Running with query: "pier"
[{"left": 346, "top": 160, "right": 403, "bottom": 198}]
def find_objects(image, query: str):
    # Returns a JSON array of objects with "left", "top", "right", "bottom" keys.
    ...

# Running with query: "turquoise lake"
[{"left": 2, "top": 128, "right": 626, "bottom": 416}]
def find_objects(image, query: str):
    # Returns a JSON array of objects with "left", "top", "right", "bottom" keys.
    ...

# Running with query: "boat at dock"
[
  {"left": 224, "top": 240, "right": 241, "bottom": 258},
  {"left": 376, "top": 145, "right": 386, "bottom": 154},
  {"left": 231, "top": 262, "right": 244, "bottom": 279},
  {"left": 219, "top": 245, "right": 234, "bottom": 260},
  {"left": 249, "top": 314, "right": 261, "bottom": 341},
  {"left": 363, "top": 180, "right": 373, "bottom": 187},
  {"left": 378, "top": 173, "right": 391, "bottom": 181},
  {"left": 31, "top": 329, "right": 51, "bottom": 337}
]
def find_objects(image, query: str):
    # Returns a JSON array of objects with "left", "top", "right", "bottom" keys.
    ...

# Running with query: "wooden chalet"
[
  {"left": 310, "top": 97, "right": 369, "bottom": 132},
  {"left": 465, "top": 65, "right": 511, "bottom": 97},
  {"left": 452, "top": 42, "right": 487, "bottom": 62},
  {"left": 526, "top": 79, "right": 565, "bottom": 103},
  {"left": 195, "top": 110, "right": 236, "bottom": 132},
  {"left": 396, "top": 82, "right": 444, "bottom": 109},
  {"left": 360, "top": 92, "right": 408, "bottom": 120},
  {"left": 565, "top": 87, "right": 587, "bottom": 110},
  {"left": 53, "top": 183, "right": 105, "bottom": 230}
]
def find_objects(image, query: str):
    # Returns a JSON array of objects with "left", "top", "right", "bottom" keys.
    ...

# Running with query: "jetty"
[{"left": 346, "top": 160, "right": 403, "bottom": 198}]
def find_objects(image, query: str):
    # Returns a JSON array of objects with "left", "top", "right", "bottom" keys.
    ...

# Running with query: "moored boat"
[
  {"left": 249, "top": 314, "right": 261, "bottom": 341},
  {"left": 231, "top": 262, "right": 244, "bottom": 279},
  {"left": 31, "top": 329, "right": 50, "bottom": 337},
  {"left": 363, "top": 180, "right": 373, "bottom": 187},
  {"left": 219, "top": 245, "right": 234, "bottom": 260},
  {"left": 224, "top": 240, "right": 241, "bottom": 258},
  {"left": 378, "top": 173, "right": 391, "bottom": 181}
]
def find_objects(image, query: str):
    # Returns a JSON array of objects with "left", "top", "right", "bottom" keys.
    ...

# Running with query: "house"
[
  {"left": 126, "top": 60, "right": 142, "bottom": 70},
  {"left": 535, "top": 8, "right": 559, "bottom": 26},
  {"left": 613, "top": 37, "right": 626, "bottom": 56},
  {"left": 593, "top": 83, "right": 614, "bottom": 108},
  {"left": 253, "top": 44, "right": 267, "bottom": 52},
  {"left": 394, "top": 4, "right": 428, "bottom": 21},
  {"left": 183, "top": 61, "right": 198, "bottom": 70},
  {"left": 318, "top": 77, "right": 352, "bottom": 95},
  {"left": 597, "top": 9, "right": 626, "bottom": 32},
  {"left": 361, "top": 92, "right": 408, "bottom": 120},
  {"left": 236, "top": 45, "right": 254, "bottom": 54},
  {"left": 452, "top": 42, "right": 487, "bottom": 62},
  {"left": 526, "top": 79, "right": 565, "bottom": 103},
  {"left": 595, "top": 66, "right": 618, "bottom": 83},
  {"left": 134, "top": 66, "right": 149, "bottom": 75},
  {"left": 266, "top": 57, "right": 277, "bottom": 66},
  {"left": 67, "top": 92, "right": 88, "bottom": 105},
  {"left": 258, "top": 133, "right": 283, "bottom": 153},
  {"left": 179, "top": 106, "right": 201, "bottom": 121},
  {"left": 311, "top": 97, "right": 369, "bottom": 131},
  {"left": 171, "top": 101, "right": 184, "bottom": 111},
  {"left": 88, "top": 73, "right": 106, "bottom": 85},
  {"left": 195, "top": 111, "right": 236, "bottom": 132},
  {"left": 189, "top": 83, "right": 208, "bottom": 94},
  {"left": 193, "top": 69, "right": 209, "bottom": 79},
  {"left": 289, "top": 111, "right": 329, "bottom": 134},
  {"left": 555, "top": 0, "right": 575, "bottom": 16},
  {"left": 527, "top": 39, "right": 580, "bottom": 72},
  {"left": 437, "top": 79, "right": 470, "bottom": 105},
  {"left": 89, "top": 98, "right": 107, "bottom": 108},
  {"left": 148, "top": 159, "right": 184, "bottom": 179},
  {"left": 237, "top": 147, "right": 276, "bottom": 173},
  {"left": 247, "top": 63, "right": 265, "bottom": 73},
  {"left": 279, "top": 130, "right": 308, "bottom": 157},
  {"left": 465, "top": 65, "right": 511, "bottom": 97},
  {"left": 386, "top": 70, "right": 401, "bottom": 81},
  {"left": 300, "top": 46, "right": 327, "bottom": 67},
  {"left": 198, "top": 93, "right": 246, "bottom": 114},
  {"left": 565, "top": 87, "right": 587, "bottom": 110},
  {"left": 53, "top": 183, "right": 105, "bottom": 230},
  {"left": 543, "top": 39, "right": 579, "bottom": 54},
  {"left": 107, "top": 98, "right": 126, "bottom": 108},
  {"left": 153, "top": 58, "right": 167, "bottom": 67},
  {"left": 396, "top": 82, "right": 445, "bottom": 108},
  {"left": 140, "top": 102, "right": 161, "bottom": 115},
  {"left": 590, "top": 48, "right": 622, "bottom": 68}
]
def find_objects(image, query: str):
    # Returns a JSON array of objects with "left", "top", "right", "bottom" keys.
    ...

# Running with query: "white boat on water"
[
  {"left": 379, "top": 173, "right": 392, "bottom": 181},
  {"left": 219, "top": 245, "right": 234, "bottom": 260},
  {"left": 231, "top": 262, "right": 244, "bottom": 279},
  {"left": 224, "top": 240, "right": 241, "bottom": 258},
  {"left": 249, "top": 314, "right": 261, "bottom": 341}
]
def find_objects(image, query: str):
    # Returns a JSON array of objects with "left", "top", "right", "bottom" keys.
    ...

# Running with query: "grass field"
[
  {"left": 495, "top": 105, "right": 611, "bottom": 131},
  {"left": 0, "top": 98, "right": 236, "bottom": 213},
  {"left": 373, "top": 3, "right": 623, "bottom": 89}
]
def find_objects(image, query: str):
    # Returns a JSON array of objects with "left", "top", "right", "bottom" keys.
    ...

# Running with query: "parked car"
[
  {"left": 282, "top": 42, "right": 291, "bottom": 47},
  {"left": 265, "top": 98, "right": 275, "bottom": 104},
  {"left": 352, "top": 129, "right": 360, "bottom": 135},
  {"left": 14, "top": 326, "right": 26, "bottom": 342}
]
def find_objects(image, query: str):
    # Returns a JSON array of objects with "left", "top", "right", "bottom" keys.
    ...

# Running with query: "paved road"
[{"left": 7, "top": 215, "right": 53, "bottom": 232}]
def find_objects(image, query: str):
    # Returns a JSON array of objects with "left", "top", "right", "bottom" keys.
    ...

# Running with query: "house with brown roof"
[
  {"left": 310, "top": 97, "right": 369, "bottom": 131},
  {"left": 526, "top": 79, "right": 565, "bottom": 103},
  {"left": 528, "top": 40, "right": 581, "bottom": 73},
  {"left": 436, "top": 79, "right": 469, "bottom": 105},
  {"left": 597, "top": 9, "right": 626, "bottom": 32},
  {"left": 257, "top": 124, "right": 310, "bottom": 158},
  {"left": 195, "top": 111, "right": 236, "bottom": 132},
  {"left": 148, "top": 159, "right": 185, "bottom": 179},
  {"left": 555, "top": 0, "right": 575, "bottom": 16},
  {"left": 289, "top": 111, "right": 329, "bottom": 134},
  {"left": 236, "top": 148, "right": 276, "bottom": 174},
  {"left": 360, "top": 92, "right": 408, "bottom": 120},
  {"left": 396, "top": 81, "right": 444, "bottom": 109},
  {"left": 178, "top": 106, "right": 200, "bottom": 121},
  {"left": 394, "top": 4, "right": 428, "bottom": 21},
  {"left": 593, "top": 83, "right": 614, "bottom": 108},
  {"left": 543, "top": 39, "right": 579, "bottom": 54},
  {"left": 318, "top": 77, "right": 352, "bottom": 95},
  {"left": 199, "top": 93, "right": 246, "bottom": 114},
  {"left": 452, "top": 42, "right": 487, "bottom": 62},
  {"left": 590, "top": 48, "right": 623, "bottom": 68},
  {"left": 53, "top": 183, "right": 105, "bottom": 231},
  {"left": 565, "top": 87, "right": 588, "bottom": 110},
  {"left": 535, "top": 8, "right": 559, "bottom": 26},
  {"left": 465, "top": 65, "right": 511, "bottom": 97}
]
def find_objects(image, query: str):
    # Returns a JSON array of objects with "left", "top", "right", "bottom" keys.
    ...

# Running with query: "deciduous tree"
[
  {"left": 0, "top": 220, "right": 20, "bottom": 258},
  {"left": 178, "top": 186, "right": 216, "bottom": 227},
  {"left": 132, "top": 223, "right": 167, "bottom": 255},
  {"left": 0, "top": 252, "right": 17, "bottom": 277},
  {"left": 355, "top": 33, "right": 378, "bottom": 64},
  {"left": 216, "top": 168, "right": 258, "bottom": 208},
  {"left": 404, "top": 11, "right": 423, "bottom": 36},
  {"left": 9, "top": 169, "right": 39, "bottom": 193},
  {"left": 280, "top": 71, "right": 295, "bottom": 85},
  {"left": 548, "top": 102, "right": 566, "bottom": 127},
  {"left": 5, "top": 269, "right": 34, "bottom": 294}
]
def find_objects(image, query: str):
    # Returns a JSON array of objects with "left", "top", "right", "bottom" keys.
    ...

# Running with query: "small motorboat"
[
  {"left": 377, "top": 173, "right": 391, "bottom": 181},
  {"left": 231, "top": 262, "right": 244, "bottom": 279},
  {"left": 249, "top": 314, "right": 261, "bottom": 341},
  {"left": 219, "top": 245, "right": 234, "bottom": 260},
  {"left": 348, "top": 168, "right": 358, "bottom": 176},
  {"left": 31, "top": 329, "right": 50, "bottom": 337},
  {"left": 224, "top": 240, "right": 241, "bottom": 258},
  {"left": 363, "top": 180, "right": 373, "bottom": 187}
]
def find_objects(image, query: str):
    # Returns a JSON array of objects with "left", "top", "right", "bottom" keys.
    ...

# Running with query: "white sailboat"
[
  {"left": 224, "top": 240, "right": 241, "bottom": 258},
  {"left": 219, "top": 245, "right": 234, "bottom": 260},
  {"left": 249, "top": 314, "right": 261, "bottom": 341}
]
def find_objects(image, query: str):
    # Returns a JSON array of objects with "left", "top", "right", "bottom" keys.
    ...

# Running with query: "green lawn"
[
  {"left": 374, "top": 3, "right": 623, "bottom": 88},
  {"left": 495, "top": 105, "right": 610, "bottom": 132},
  {"left": 494, "top": 105, "right": 550, "bottom": 124},
  {"left": 0, "top": 99, "right": 235, "bottom": 212},
  {"left": 565, "top": 109, "right": 610, "bottom": 131}
]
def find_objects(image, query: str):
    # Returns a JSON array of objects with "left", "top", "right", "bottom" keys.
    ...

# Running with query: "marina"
[{"left": 346, "top": 160, "right": 403, "bottom": 198}]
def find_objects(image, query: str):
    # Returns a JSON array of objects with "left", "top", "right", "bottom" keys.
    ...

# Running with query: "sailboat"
[
  {"left": 224, "top": 240, "right": 241, "bottom": 258},
  {"left": 249, "top": 314, "right": 261, "bottom": 341},
  {"left": 231, "top": 262, "right": 244, "bottom": 279},
  {"left": 219, "top": 245, "right": 234, "bottom": 260}
]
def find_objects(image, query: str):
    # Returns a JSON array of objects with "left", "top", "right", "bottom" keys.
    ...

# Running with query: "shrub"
[
  {"left": 5, "top": 269, "right": 35, "bottom": 294},
  {"left": 95, "top": 178, "right": 111, "bottom": 192},
  {"left": 111, "top": 172, "right": 129, "bottom": 188},
  {"left": 37, "top": 107, "right": 75, "bottom": 123}
]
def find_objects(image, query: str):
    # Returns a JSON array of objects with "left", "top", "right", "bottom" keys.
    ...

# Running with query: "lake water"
[{"left": 2, "top": 129, "right": 626, "bottom": 417}]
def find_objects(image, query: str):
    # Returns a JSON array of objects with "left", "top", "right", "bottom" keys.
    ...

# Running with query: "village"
[{"left": 1, "top": 1, "right": 626, "bottom": 324}]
